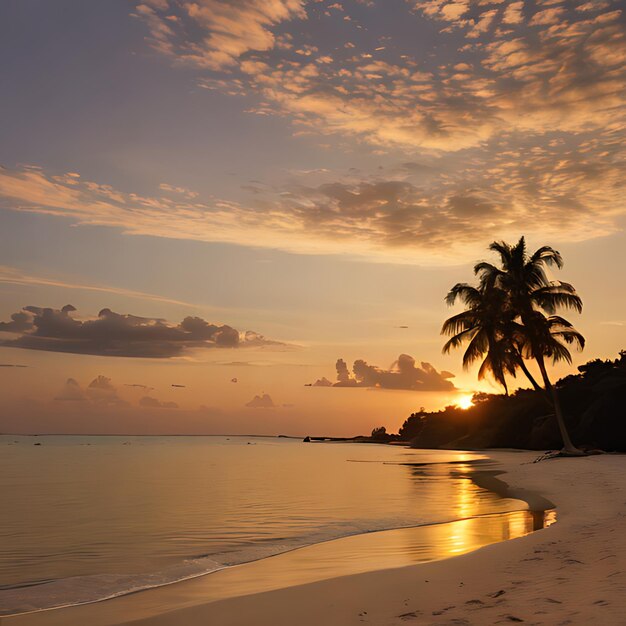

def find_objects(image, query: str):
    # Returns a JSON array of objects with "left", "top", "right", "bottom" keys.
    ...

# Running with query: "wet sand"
[{"left": 5, "top": 451, "right": 626, "bottom": 625}]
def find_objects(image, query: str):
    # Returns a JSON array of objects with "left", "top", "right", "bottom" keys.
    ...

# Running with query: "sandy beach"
[{"left": 4, "top": 450, "right": 625, "bottom": 626}]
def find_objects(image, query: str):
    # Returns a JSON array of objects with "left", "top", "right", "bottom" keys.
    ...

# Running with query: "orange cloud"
[
  {"left": 0, "top": 144, "right": 623, "bottom": 264},
  {"left": 133, "top": 0, "right": 625, "bottom": 151},
  {"left": 310, "top": 354, "right": 456, "bottom": 391},
  {"left": 134, "top": 0, "right": 306, "bottom": 70}
]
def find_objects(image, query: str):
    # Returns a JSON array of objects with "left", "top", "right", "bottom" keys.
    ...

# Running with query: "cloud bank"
[
  {"left": 311, "top": 354, "right": 456, "bottom": 391},
  {"left": 0, "top": 2, "right": 623, "bottom": 263},
  {"left": 54, "top": 375, "right": 179, "bottom": 409},
  {"left": 55, "top": 376, "right": 128, "bottom": 406},
  {"left": 0, "top": 304, "right": 285, "bottom": 358},
  {"left": 1, "top": 149, "right": 622, "bottom": 264},
  {"left": 136, "top": 0, "right": 625, "bottom": 150}
]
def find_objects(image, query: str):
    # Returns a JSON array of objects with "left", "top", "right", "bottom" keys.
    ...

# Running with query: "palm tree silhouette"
[
  {"left": 442, "top": 237, "right": 585, "bottom": 455},
  {"left": 441, "top": 282, "right": 518, "bottom": 395}
]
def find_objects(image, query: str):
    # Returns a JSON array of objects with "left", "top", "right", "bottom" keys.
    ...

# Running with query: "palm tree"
[
  {"left": 443, "top": 237, "right": 585, "bottom": 455},
  {"left": 475, "top": 238, "right": 584, "bottom": 453},
  {"left": 441, "top": 282, "right": 519, "bottom": 395},
  {"left": 516, "top": 310, "right": 585, "bottom": 453}
]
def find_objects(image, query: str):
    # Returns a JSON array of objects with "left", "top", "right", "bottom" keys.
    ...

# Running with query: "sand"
[{"left": 5, "top": 451, "right": 626, "bottom": 626}]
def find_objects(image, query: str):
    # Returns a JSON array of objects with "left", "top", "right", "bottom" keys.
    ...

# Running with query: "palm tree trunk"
[
  {"left": 514, "top": 353, "right": 553, "bottom": 408},
  {"left": 516, "top": 356, "right": 545, "bottom": 393},
  {"left": 535, "top": 356, "right": 583, "bottom": 455}
]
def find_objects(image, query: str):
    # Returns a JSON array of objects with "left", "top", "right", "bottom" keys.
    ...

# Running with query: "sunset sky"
[{"left": 0, "top": 0, "right": 624, "bottom": 436}]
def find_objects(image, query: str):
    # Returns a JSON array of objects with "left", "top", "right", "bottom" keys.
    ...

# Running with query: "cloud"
[
  {"left": 54, "top": 378, "right": 86, "bottom": 402},
  {"left": 335, "top": 358, "right": 355, "bottom": 385},
  {"left": 0, "top": 265, "right": 198, "bottom": 308},
  {"left": 87, "top": 375, "right": 129, "bottom": 406},
  {"left": 0, "top": 304, "right": 286, "bottom": 358},
  {"left": 0, "top": 137, "right": 623, "bottom": 264},
  {"left": 54, "top": 375, "right": 128, "bottom": 406},
  {"left": 0, "top": 310, "right": 33, "bottom": 333},
  {"left": 311, "top": 376, "right": 333, "bottom": 387},
  {"left": 245, "top": 392, "right": 276, "bottom": 408},
  {"left": 311, "top": 354, "right": 456, "bottom": 391},
  {"left": 139, "top": 395, "right": 179, "bottom": 409},
  {"left": 125, "top": 0, "right": 626, "bottom": 262},
  {"left": 0, "top": 363, "right": 28, "bottom": 368},
  {"left": 133, "top": 0, "right": 306, "bottom": 70},
  {"left": 134, "top": 0, "right": 625, "bottom": 152},
  {"left": 1, "top": 4, "right": 624, "bottom": 265}
]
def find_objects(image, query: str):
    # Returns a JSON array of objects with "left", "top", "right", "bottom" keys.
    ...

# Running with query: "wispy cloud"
[
  {"left": 0, "top": 265, "right": 198, "bottom": 308},
  {"left": 0, "top": 3, "right": 624, "bottom": 264},
  {"left": 135, "top": 0, "right": 625, "bottom": 150},
  {"left": 133, "top": 0, "right": 306, "bottom": 70},
  {"left": 1, "top": 147, "right": 623, "bottom": 264}
]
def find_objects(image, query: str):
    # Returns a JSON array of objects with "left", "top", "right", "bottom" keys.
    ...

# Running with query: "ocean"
[{"left": 0, "top": 435, "right": 545, "bottom": 615}]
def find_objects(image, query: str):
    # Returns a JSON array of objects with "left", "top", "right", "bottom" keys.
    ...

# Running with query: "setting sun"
[
  {"left": 456, "top": 395, "right": 474, "bottom": 411},
  {"left": 0, "top": 2, "right": 625, "bottom": 625}
]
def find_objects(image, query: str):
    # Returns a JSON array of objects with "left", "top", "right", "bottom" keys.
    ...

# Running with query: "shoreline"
[
  {"left": 1, "top": 451, "right": 534, "bottom": 618},
  {"left": 2, "top": 507, "right": 544, "bottom": 619},
  {"left": 5, "top": 451, "right": 626, "bottom": 625}
]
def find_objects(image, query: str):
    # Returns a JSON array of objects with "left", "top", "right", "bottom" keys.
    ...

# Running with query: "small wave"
[
  {"left": 0, "top": 557, "right": 225, "bottom": 617},
  {"left": 0, "top": 508, "right": 530, "bottom": 617},
  {"left": 1, "top": 518, "right": 422, "bottom": 615}
]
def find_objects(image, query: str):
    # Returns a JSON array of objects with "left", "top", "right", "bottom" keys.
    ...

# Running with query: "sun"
[{"left": 456, "top": 394, "right": 474, "bottom": 410}]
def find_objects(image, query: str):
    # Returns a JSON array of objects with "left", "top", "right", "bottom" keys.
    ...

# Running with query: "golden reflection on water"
[
  {"left": 2, "top": 446, "right": 557, "bottom": 626},
  {"left": 197, "top": 460, "right": 557, "bottom": 603},
  {"left": 202, "top": 460, "right": 555, "bottom": 611},
  {"left": 23, "top": 510, "right": 555, "bottom": 626},
  {"left": 453, "top": 462, "right": 474, "bottom": 519},
  {"left": 1, "top": 440, "right": 557, "bottom": 622},
  {"left": 177, "top": 509, "right": 557, "bottom": 609}
]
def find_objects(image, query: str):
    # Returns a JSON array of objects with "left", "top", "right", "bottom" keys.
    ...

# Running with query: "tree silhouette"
[
  {"left": 442, "top": 282, "right": 518, "bottom": 395},
  {"left": 442, "top": 237, "right": 585, "bottom": 455}
]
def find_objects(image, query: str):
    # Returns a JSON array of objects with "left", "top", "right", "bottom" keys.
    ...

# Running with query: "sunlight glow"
[{"left": 456, "top": 395, "right": 474, "bottom": 410}]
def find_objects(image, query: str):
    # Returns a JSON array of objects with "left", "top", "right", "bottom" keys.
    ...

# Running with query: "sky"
[{"left": 0, "top": 0, "right": 624, "bottom": 436}]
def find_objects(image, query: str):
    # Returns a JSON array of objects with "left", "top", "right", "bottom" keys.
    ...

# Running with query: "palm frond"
[
  {"left": 462, "top": 329, "right": 489, "bottom": 368},
  {"left": 531, "top": 287, "right": 583, "bottom": 314},
  {"left": 530, "top": 245, "right": 563, "bottom": 269},
  {"left": 511, "top": 236, "right": 527, "bottom": 270},
  {"left": 441, "top": 310, "right": 478, "bottom": 336},
  {"left": 549, "top": 323, "right": 585, "bottom": 350},
  {"left": 548, "top": 341, "right": 573, "bottom": 365},
  {"left": 477, "top": 353, "right": 492, "bottom": 381},
  {"left": 489, "top": 241, "right": 513, "bottom": 269},
  {"left": 442, "top": 327, "right": 479, "bottom": 354},
  {"left": 444, "top": 283, "right": 481, "bottom": 307},
  {"left": 546, "top": 315, "right": 575, "bottom": 328},
  {"left": 523, "top": 263, "right": 550, "bottom": 290}
]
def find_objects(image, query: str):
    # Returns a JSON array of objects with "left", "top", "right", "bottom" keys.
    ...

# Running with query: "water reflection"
[
  {"left": 170, "top": 503, "right": 556, "bottom": 608},
  {"left": 12, "top": 506, "right": 555, "bottom": 626},
  {"left": 0, "top": 439, "right": 551, "bottom": 617},
  {"left": 153, "top": 461, "right": 552, "bottom": 614}
]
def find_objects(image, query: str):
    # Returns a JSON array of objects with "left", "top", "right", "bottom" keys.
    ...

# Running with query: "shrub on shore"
[{"left": 398, "top": 351, "right": 626, "bottom": 452}]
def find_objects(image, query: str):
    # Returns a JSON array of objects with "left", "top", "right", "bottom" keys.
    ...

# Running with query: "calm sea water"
[{"left": 0, "top": 435, "right": 533, "bottom": 614}]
